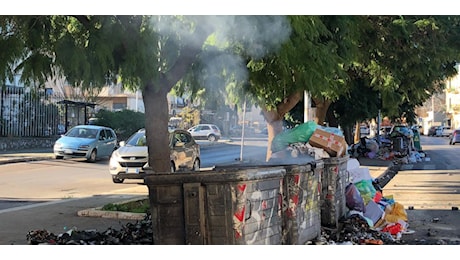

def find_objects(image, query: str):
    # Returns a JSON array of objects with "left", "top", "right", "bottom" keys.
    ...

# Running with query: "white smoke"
[
  {"left": 152, "top": 15, "right": 291, "bottom": 58},
  {"left": 151, "top": 15, "right": 291, "bottom": 91}
]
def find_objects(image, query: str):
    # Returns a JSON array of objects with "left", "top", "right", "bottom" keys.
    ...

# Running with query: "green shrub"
[
  {"left": 101, "top": 199, "right": 150, "bottom": 214},
  {"left": 94, "top": 109, "right": 145, "bottom": 141}
]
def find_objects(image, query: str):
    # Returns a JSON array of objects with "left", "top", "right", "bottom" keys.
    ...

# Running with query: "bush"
[
  {"left": 101, "top": 199, "right": 150, "bottom": 214},
  {"left": 94, "top": 109, "right": 145, "bottom": 141}
]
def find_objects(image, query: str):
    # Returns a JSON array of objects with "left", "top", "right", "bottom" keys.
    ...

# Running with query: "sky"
[{"left": 4, "top": 0, "right": 460, "bottom": 15}]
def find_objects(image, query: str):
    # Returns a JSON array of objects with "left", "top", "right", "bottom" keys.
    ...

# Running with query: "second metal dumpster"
[
  {"left": 320, "top": 155, "right": 350, "bottom": 228},
  {"left": 281, "top": 160, "right": 324, "bottom": 244}
]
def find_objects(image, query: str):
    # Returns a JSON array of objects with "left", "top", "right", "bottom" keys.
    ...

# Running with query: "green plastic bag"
[{"left": 271, "top": 121, "right": 318, "bottom": 152}]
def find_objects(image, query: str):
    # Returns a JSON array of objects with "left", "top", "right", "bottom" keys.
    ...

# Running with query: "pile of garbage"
[
  {"left": 311, "top": 158, "right": 413, "bottom": 245},
  {"left": 349, "top": 125, "right": 427, "bottom": 164},
  {"left": 26, "top": 214, "right": 153, "bottom": 245},
  {"left": 271, "top": 121, "right": 349, "bottom": 160}
]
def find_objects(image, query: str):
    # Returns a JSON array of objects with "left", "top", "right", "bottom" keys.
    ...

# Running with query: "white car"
[
  {"left": 188, "top": 124, "right": 221, "bottom": 142},
  {"left": 109, "top": 128, "right": 201, "bottom": 183},
  {"left": 435, "top": 126, "right": 453, "bottom": 137}
]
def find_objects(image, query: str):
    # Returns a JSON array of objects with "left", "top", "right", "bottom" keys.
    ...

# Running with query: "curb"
[
  {"left": 76, "top": 196, "right": 148, "bottom": 220},
  {"left": 77, "top": 208, "right": 147, "bottom": 220},
  {"left": 374, "top": 162, "right": 401, "bottom": 188},
  {"left": 0, "top": 155, "right": 55, "bottom": 165}
]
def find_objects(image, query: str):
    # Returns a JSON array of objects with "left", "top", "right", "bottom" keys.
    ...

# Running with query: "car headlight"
[
  {"left": 110, "top": 150, "right": 120, "bottom": 160},
  {"left": 54, "top": 142, "right": 62, "bottom": 149},
  {"left": 79, "top": 145, "right": 90, "bottom": 150}
]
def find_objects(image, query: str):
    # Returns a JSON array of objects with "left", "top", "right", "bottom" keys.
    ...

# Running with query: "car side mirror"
[{"left": 119, "top": 141, "right": 126, "bottom": 147}]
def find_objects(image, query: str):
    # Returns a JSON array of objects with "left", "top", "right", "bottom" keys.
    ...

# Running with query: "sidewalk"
[{"left": 0, "top": 148, "right": 395, "bottom": 245}]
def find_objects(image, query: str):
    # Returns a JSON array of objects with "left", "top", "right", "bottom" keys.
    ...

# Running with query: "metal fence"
[
  {"left": 0, "top": 85, "right": 62, "bottom": 137},
  {"left": 0, "top": 85, "right": 90, "bottom": 137}
]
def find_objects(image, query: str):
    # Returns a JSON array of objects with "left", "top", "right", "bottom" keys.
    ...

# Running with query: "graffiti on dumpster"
[
  {"left": 233, "top": 184, "right": 247, "bottom": 239},
  {"left": 304, "top": 174, "right": 320, "bottom": 212},
  {"left": 232, "top": 180, "right": 283, "bottom": 244},
  {"left": 285, "top": 174, "right": 301, "bottom": 218}
]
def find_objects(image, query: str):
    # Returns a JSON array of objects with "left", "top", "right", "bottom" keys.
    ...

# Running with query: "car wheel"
[
  {"left": 112, "top": 175, "right": 124, "bottom": 183},
  {"left": 208, "top": 134, "right": 216, "bottom": 142},
  {"left": 87, "top": 149, "right": 97, "bottom": 162},
  {"left": 170, "top": 162, "right": 176, "bottom": 173},
  {"left": 192, "top": 159, "right": 200, "bottom": 171},
  {"left": 55, "top": 155, "right": 64, "bottom": 160}
]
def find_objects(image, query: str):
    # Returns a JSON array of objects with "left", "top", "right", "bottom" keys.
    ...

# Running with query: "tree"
[
  {"left": 3, "top": 15, "right": 460, "bottom": 167},
  {"left": 331, "top": 16, "right": 460, "bottom": 143},
  {"left": 243, "top": 16, "right": 365, "bottom": 160},
  {"left": 0, "top": 15, "right": 293, "bottom": 171},
  {"left": 240, "top": 16, "right": 460, "bottom": 158}
]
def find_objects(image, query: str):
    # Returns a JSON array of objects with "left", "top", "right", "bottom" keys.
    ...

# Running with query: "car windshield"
[
  {"left": 125, "top": 132, "right": 147, "bottom": 146},
  {"left": 66, "top": 127, "right": 98, "bottom": 139},
  {"left": 124, "top": 131, "right": 175, "bottom": 146}
]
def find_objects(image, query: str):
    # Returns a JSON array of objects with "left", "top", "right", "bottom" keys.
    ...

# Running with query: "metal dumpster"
[
  {"left": 144, "top": 166, "right": 286, "bottom": 245},
  {"left": 320, "top": 155, "right": 350, "bottom": 228},
  {"left": 280, "top": 160, "right": 324, "bottom": 244}
]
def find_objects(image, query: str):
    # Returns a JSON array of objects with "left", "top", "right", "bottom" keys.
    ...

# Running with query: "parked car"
[
  {"left": 427, "top": 126, "right": 438, "bottom": 136},
  {"left": 109, "top": 128, "right": 201, "bottom": 183},
  {"left": 53, "top": 125, "right": 118, "bottom": 162},
  {"left": 449, "top": 129, "right": 460, "bottom": 145},
  {"left": 435, "top": 126, "right": 452, "bottom": 137},
  {"left": 188, "top": 124, "right": 221, "bottom": 141}
]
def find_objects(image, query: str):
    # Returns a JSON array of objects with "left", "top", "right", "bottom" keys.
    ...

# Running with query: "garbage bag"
[
  {"left": 271, "top": 121, "right": 318, "bottom": 153},
  {"left": 384, "top": 202, "right": 408, "bottom": 223},
  {"left": 354, "top": 179, "right": 377, "bottom": 205},
  {"left": 345, "top": 183, "right": 366, "bottom": 212}
]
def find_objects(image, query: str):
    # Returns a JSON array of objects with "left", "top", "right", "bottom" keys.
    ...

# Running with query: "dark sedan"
[{"left": 427, "top": 126, "right": 437, "bottom": 136}]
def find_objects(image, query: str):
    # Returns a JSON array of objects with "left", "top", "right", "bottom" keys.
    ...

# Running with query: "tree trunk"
[
  {"left": 312, "top": 97, "right": 331, "bottom": 126},
  {"left": 140, "top": 23, "right": 213, "bottom": 173},
  {"left": 143, "top": 83, "right": 171, "bottom": 173},
  {"left": 261, "top": 91, "right": 303, "bottom": 162},
  {"left": 263, "top": 111, "right": 284, "bottom": 162}
]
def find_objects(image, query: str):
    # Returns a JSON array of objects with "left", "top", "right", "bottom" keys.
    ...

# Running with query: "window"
[
  {"left": 99, "top": 130, "right": 106, "bottom": 140},
  {"left": 105, "top": 129, "right": 114, "bottom": 140}
]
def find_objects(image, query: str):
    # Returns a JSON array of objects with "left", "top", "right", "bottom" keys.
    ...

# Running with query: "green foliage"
[
  {"left": 101, "top": 199, "right": 150, "bottom": 214},
  {"left": 284, "top": 99, "right": 304, "bottom": 128},
  {"left": 94, "top": 109, "right": 145, "bottom": 141},
  {"left": 3, "top": 15, "right": 460, "bottom": 153}
]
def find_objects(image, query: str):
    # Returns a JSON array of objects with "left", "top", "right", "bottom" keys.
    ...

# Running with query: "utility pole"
[
  {"left": 239, "top": 97, "right": 247, "bottom": 161},
  {"left": 377, "top": 92, "right": 381, "bottom": 144},
  {"left": 432, "top": 95, "right": 434, "bottom": 126},
  {"left": 304, "top": 91, "right": 310, "bottom": 122}
]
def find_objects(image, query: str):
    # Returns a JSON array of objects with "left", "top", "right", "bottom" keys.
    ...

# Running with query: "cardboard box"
[{"left": 308, "top": 128, "right": 348, "bottom": 157}]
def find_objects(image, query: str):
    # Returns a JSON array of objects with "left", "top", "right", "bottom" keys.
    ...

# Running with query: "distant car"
[
  {"left": 188, "top": 124, "right": 221, "bottom": 141},
  {"left": 435, "top": 126, "right": 452, "bottom": 137},
  {"left": 87, "top": 117, "right": 99, "bottom": 125},
  {"left": 109, "top": 128, "right": 201, "bottom": 183},
  {"left": 449, "top": 129, "right": 460, "bottom": 145},
  {"left": 427, "top": 126, "right": 438, "bottom": 136},
  {"left": 57, "top": 124, "right": 66, "bottom": 135},
  {"left": 53, "top": 125, "right": 118, "bottom": 162}
]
